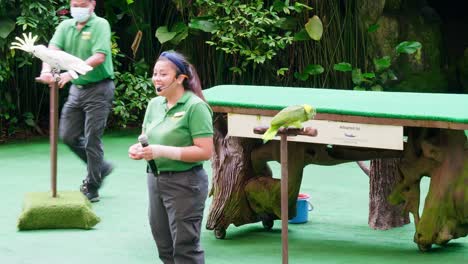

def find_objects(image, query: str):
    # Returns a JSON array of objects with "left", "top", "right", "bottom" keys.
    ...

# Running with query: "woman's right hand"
[{"left": 128, "top": 143, "right": 143, "bottom": 160}]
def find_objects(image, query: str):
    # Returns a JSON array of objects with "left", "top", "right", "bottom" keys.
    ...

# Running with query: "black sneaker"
[{"left": 80, "top": 181, "right": 100, "bottom": 202}]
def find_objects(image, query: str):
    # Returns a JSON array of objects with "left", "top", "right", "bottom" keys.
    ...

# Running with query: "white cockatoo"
[{"left": 10, "top": 33, "right": 93, "bottom": 79}]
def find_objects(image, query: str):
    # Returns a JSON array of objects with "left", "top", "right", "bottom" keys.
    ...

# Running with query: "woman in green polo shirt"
[{"left": 128, "top": 51, "right": 213, "bottom": 264}]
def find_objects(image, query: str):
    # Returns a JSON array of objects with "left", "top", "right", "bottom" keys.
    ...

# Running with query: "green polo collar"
[
  {"left": 163, "top": 91, "right": 192, "bottom": 108},
  {"left": 74, "top": 13, "right": 97, "bottom": 29}
]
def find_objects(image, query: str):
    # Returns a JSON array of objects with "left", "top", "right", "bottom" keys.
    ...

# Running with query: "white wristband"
[{"left": 150, "top": 144, "right": 182, "bottom": 160}]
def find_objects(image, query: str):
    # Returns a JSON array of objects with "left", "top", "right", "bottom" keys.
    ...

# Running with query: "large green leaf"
[
  {"left": 0, "top": 18, "right": 15, "bottom": 39},
  {"left": 395, "top": 41, "right": 422, "bottom": 54},
  {"left": 169, "top": 23, "right": 189, "bottom": 45},
  {"left": 155, "top": 26, "right": 177, "bottom": 44},
  {"left": 304, "top": 64, "right": 324, "bottom": 75},
  {"left": 362, "top": 72, "right": 376, "bottom": 79},
  {"left": 293, "top": 29, "right": 310, "bottom": 41},
  {"left": 155, "top": 23, "right": 189, "bottom": 45},
  {"left": 189, "top": 18, "right": 217, "bottom": 33},
  {"left": 373, "top": 56, "right": 391, "bottom": 72},
  {"left": 304, "top": 15, "right": 323, "bottom": 41},
  {"left": 294, "top": 72, "right": 309, "bottom": 81},
  {"left": 333, "top": 62, "right": 352, "bottom": 72},
  {"left": 170, "top": 30, "right": 188, "bottom": 45}
]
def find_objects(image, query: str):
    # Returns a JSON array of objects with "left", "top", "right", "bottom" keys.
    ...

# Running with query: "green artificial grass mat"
[
  {"left": 17, "top": 191, "right": 100, "bottom": 230},
  {"left": 204, "top": 85, "right": 468, "bottom": 124},
  {"left": 1, "top": 130, "right": 467, "bottom": 263}
]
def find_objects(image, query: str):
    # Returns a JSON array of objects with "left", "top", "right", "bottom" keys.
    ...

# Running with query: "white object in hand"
[{"left": 10, "top": 33, "right": 93, "bottom": 79}]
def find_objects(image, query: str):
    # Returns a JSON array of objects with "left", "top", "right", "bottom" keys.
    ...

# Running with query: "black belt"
[
  {"left": 147, "top": 165, "right": 203, "bottom": 177},
  {"left": 75, "top": 78, "right": 112, "bottom": 89}
]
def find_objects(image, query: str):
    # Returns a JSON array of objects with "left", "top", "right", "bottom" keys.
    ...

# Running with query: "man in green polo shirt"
[{"left": 36, "top": 0, "right": 114, "bottom": 202}]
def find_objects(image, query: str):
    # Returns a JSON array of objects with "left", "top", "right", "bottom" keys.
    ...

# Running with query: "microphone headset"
[
  {"left": 156, "top": 80, "right": 176, "bottom": 92},
  {"left": 155, "top": 74, "right": 189, "bottom": 92}
]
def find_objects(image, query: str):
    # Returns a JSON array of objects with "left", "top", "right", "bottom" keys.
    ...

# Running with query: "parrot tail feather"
[
  {"left": 262, "top": 127, "right": 278, "bottom": 143},
  {"left": 67, "top": 70, "right": 79, "bottom": 79},
  {"left": 70, "top": 63, "right": 93, "bottom": 75}
]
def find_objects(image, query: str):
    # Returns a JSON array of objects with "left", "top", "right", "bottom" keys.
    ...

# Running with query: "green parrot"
[{"left": 262, "top": 104, "right": 316, "bottom": 143}]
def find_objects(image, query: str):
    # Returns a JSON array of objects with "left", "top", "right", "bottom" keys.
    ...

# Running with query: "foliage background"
[{"left": 0, "top": 0, "right": 368, "bottom": 141}]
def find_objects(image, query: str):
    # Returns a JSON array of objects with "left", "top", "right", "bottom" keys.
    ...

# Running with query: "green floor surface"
[{"left": 1, "top": 130, "right": 467, "bottom": 264}]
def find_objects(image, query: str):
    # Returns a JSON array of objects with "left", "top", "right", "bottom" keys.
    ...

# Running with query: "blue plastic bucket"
[{"left": 289, "top": 193, "right": 313, "bottom": 224}]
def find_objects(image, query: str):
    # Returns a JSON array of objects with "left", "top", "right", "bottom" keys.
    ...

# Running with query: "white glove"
[{"left": 150, "top": 144, "right": 182, "bottom": 160}]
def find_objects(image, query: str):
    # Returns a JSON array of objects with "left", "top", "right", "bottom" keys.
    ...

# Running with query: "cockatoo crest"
[
  {"left": 10, "top": 32, "right": 38, "bottom": 53},
  {"left": 10, "top": 32, "right": 93, "bottom": 79}
]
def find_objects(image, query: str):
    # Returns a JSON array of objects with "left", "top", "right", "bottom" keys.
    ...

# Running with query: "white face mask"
[{"left": 70, "top": 7, "right": 91, "bottom": 23}]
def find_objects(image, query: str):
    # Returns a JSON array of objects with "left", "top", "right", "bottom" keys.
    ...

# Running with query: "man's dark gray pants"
[
  {"left": 59, "top": 79, "right": 114, "bottom": 189},
  {"left": 147, "top": 167, "right": 208, "bottom": 264}
]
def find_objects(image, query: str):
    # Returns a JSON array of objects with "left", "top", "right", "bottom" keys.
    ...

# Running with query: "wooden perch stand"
[
  {"left": 36, "top": 69, "right": 60, "bottom": 198},
  {"left": 253, "top": 126, "right": 318, "bottom": 137},
  {"left": 253, "top": 126, "right": 317, "bottom": 264}
]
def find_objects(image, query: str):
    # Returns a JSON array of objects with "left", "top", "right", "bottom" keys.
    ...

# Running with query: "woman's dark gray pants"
[{"left": 147, "top": 167, "right": 208, "bottom": 264}]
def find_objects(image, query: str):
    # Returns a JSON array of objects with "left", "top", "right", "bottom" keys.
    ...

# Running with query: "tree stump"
[
  {"left": 206, "top": 114, "right": 259, "bottom": 233},
  {"left": 389, "top": 128, "right": 468, "bottom": 250},
  {"left": 369, "top": 158, "right": 410, "bottom": 230}
]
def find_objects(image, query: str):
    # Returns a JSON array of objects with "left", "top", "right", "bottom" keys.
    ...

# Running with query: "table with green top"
[{"left": 203, "top": 85, "right": 468, "bottom": 254}]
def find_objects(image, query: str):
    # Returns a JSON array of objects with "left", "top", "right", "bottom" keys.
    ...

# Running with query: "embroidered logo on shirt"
[
  {"left": 171, "top": 111, "right": 185, "bottom": 121},
  {"left": 173, "top": 111, "right": 185, "bottom": 118},
  {"left": 82, "top": 31, "right": 91, "bottom": 40}
]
